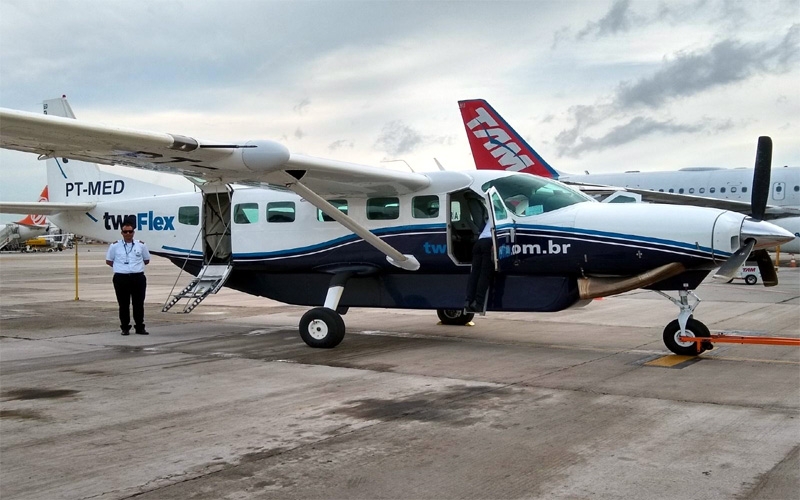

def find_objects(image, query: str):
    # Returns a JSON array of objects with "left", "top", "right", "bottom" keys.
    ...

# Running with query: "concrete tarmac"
[{"left": 1, "top": 246, "right": 798, "bottom": 499}]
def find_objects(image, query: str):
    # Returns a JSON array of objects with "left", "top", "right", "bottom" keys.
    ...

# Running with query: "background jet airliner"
[
  {"left": 0, "top": 97, "right": 792, "bottom": 356},
  {"left": 458, "top": 99, "right": 800, "bottom": 254}
]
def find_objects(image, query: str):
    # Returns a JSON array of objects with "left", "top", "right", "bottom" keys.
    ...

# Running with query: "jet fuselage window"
[
  {"left": 668, "top": 189, "right": 674, "bottom": 193},
  {"left": 699, "top": 188, "right": 705, "bottom": 193},
  {"left": 412, "top": 195, "right": 439, "bottom": 218},
  {"left": 731, "top": 187, "right": 737, "bottom": 193},
  {"left": 480, "top": 174, "right": 591, "bottom": 216},
  {"left": 710, "top": 187, "right": 716, "bottom": 193},
  {"left": 318, "top": 200, "right": 348, "bottom": 222},
  {"left": 794, "top": 185, "right": 799, "bottom": 192},
  {"left": 688, "top": 188, "right": 694, "bottom": 194},
  {"left": 367, "top": 197, "right": 400, "bottom": 220},
  {"left": 720, "top": 187, "right": 726, "bottom": 193},
  {"left": 267, "top": 201, "right": 295, "bottom": 223},
  {"left": 776, "top": 185, "right": 783, "bottom": 193},
  {"left": 678, "top": 188, "right": 685, "bottom": 194},
  {"left": 742, "top": 187, "right": 748, "bottom": 193},
  {"left": 178, "top": 206, "right": 200, "bottom": 225},
  {"left": 234, "top": 203, "right": 259, "bottom": 224}
]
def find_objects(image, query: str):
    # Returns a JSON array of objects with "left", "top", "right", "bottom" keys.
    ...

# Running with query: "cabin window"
[
  {"left": 412, "top": 195, "right": 439, "bottom": 218},
  {"left": 267, "top": 202, "right": 295, "bottom": 223},
  {"left": 178, "top": 206, "right": 200, "bottom": 225},
  {"left": 794, "top": 186, "right": 799, "bottom": 192},
  {"left": 367, "top": 197, "right": 400, "bottom": 220},
  {"left": 668, "top": 189, "right": 674, "bottom": 193},
  {"left": 775, "top": 185, "right": 783, "bottom": 193},
  {"left": 450, "top": 201, "right": 462, "bottom": 222},
  {"left": 742, "top": 187, "right": 748, "bottom": 193},
  {"left": 731, "top": 187, "right": 737, "bottom": 193},
  {"left": 658, "top": 189, "right": 664, "bottom": 192},
  {"left": 234, "top": 203, "right": 259, "bottom": 224},
  {"left": 318, "top": 200, "right": 348, "bottom": 222},
  {"left": 710, "top": 187, "right": 716, "bottom": 193},
  {"left": 688, "top": 188, "right": 694, "bottom": 194},
  {"left": 699, "top": 188, "right": 705, "bottom": 194},
  {"left": 720, "top": 187, "right": 726, "bottom": 193},
  {"left": 678, "top": 188, "right": 684, "bottom": 194}
]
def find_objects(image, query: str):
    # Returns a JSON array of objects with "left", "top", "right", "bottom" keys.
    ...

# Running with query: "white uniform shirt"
[{"left": 106, "top": 240, "right": 151, "bottom": 274}]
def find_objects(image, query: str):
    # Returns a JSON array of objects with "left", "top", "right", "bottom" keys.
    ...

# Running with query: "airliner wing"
[
  {"left": 0, "top": 108, "right": 430, "bottom": 196},
  {"left": 0, "top": 201, "right": 96, "bottom": 215},
  {"left": 622, "top": 188, "right": 800, "bottom": 219}
]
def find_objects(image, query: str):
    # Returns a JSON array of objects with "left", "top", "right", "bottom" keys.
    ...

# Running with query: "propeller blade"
[
  {"left": 751, "top": 136, "right": 772, "bottom": 220},
  {"left": 714, "top": 239, "right": 756, "bottom": 281},
  {"left": 751, "top": 249, "right": 778, "bottom": 286}
]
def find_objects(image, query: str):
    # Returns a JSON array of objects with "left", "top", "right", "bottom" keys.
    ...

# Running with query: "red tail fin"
[
  {"left": 16, "top": 186, "right": 49, "bottom": 226},
  {"left": 458, "top": 99, "right": 559, "bottom": 179}
]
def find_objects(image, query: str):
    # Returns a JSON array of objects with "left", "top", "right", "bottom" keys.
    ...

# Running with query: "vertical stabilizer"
[
  {"left": 16, "top": 187, "right": 50, "bottom": 226},
  {"left": 458, "top": 99, "right": 559, "bottom": 179}
]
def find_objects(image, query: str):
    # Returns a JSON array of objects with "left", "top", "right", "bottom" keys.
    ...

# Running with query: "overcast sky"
[{"left": 1, "top": 0, "right": 798, "bottom": 222}]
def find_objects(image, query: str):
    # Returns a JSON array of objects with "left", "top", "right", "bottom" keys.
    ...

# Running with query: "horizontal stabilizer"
[{"left": 0, "top": 201, "right": 96, "bottom": 215}]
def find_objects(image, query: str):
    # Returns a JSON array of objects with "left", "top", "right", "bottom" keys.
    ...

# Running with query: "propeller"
[{"left": 714, "top": 136, "right": 775, "bottom": 283}]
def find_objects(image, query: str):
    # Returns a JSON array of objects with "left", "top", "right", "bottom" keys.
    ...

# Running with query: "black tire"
[
  {"left": 745, "top": 274, "right": 758, "bottom": 285},
  {"left": 299, "top": 307, "right": 345, "bottom": 348},
  {"left": 663, "top": 317, "right": 711, "bottom": 356},
  {"left": 436, "top": 308, "right": 475, "bottom": 326}
]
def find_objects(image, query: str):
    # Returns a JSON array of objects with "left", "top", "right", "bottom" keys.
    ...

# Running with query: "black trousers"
[
  {"left": 113, "top": 272, "right": 146, "bottom": 330},
  {"left": 465, "top": 238, "right": 494, "bottom": 308}
]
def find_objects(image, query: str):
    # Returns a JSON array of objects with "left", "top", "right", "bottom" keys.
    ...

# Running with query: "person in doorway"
[
  {"left": 106, "top": 219, "right": 151, "bottom": 335},
  {"left": 464, "top": 197, "right": 493, "bottom": 313}
]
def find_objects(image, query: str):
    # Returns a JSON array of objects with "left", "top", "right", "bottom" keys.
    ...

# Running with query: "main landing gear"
[
  {"left": 654, "top": 289, "right": 712, "bottom": 356},
  {"left": 298, "top": 273, "right": 350, "bottom": 348},
  {"left": 436, "top": 309, "right": 475, "bottom": 326}
]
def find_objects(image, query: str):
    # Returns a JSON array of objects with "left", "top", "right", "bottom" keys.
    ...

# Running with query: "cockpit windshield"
[{"left": 481, "top": 174, "right": 593, "bottom": 216}]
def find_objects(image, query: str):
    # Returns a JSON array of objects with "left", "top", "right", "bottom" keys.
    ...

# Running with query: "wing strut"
[{"left": 277, "top": 171, "right": 420, "bottom": 271}]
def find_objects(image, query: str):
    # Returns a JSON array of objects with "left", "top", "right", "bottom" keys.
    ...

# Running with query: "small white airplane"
[
  {"left": 0, "top": 97, "right": 793, "bottom": 356},
  {"left": 0, "top": 187, "right": 51, "bottom": 251},
  {"left": 458, "top": 99, "right": 800, "bottom": 254}
]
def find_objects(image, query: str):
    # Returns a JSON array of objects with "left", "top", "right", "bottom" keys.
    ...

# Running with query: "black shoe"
[
  {"left": 121, "top": 329, "right": 130, "bottom": 336},
  {"left": 135, "top": 329, "right": 149, "bottom": 335}
]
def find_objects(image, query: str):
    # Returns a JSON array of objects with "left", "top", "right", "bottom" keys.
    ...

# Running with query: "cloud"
[
  {"left": 328, "top": 139, "right": 354, "bottom": 151},
  {"left": 616, "top": 29, "right": 799, "bottom": 108},
  {"left": 558, "top": 116, "right": 732, "bottom": 156},
  {"left": 293, "top": 98, "right": 310, "bottom": 114},
  {"left": 577, "top": 0, "right": 636, "bottom": 39},
  {"left": 374, "top": 120, "right": 424, "bottom": 156}
]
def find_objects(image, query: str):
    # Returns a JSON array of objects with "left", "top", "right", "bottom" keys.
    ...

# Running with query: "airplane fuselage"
[{"left": 50, "top": 170, "right": 758, "bottom": 312}]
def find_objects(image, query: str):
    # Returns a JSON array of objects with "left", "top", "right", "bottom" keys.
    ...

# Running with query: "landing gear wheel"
[
  {"left": 299, "top": 307, "right": 345, "bottom": 348},
  {"left": 745, "top": 274, "right": 758, "bottom": 285},
  {"left": 663, "top": 317, "right": 711, "bottom": 356},
  {"left": 437, "top": 309, "right": 474, "bottom": 326}
]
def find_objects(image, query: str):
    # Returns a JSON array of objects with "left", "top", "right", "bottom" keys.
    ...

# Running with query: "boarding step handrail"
[{"left": 162, "top": 263, "right": 233, "bottom": 314}]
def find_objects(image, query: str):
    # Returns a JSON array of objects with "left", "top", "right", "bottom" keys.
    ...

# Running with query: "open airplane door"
[{"left": 485, "top": 187, "right": 512, "bottom": 272}]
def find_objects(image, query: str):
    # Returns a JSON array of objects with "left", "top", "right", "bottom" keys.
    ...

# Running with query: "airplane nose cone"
[{"left": 741, "top": 218, "right": 796, "bottom": 249}]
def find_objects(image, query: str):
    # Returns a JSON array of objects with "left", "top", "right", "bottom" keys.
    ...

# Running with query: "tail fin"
[
  {"left": 15, "top": 187, "right": 50, "bottom": 226},
  {"left": 42, "top": 96, "right": 189, "bottom": 203},
  {"left": 458, "top": 99, "right": 559, "bottom": 179}
]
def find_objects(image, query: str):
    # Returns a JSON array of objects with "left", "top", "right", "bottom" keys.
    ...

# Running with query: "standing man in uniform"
[
  {"left": 464, "top": 197, "right": 493, "bottom": 313},
  {"left": 106, "top": 219, "right": 151, "bottom": 335}
]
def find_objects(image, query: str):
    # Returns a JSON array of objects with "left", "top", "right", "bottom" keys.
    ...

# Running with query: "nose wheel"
[
  {"left": 663, "top": 317, "right": 711, "bottom": 355},
  {"left": 654, "top": 289, "right": 713, "bottom": 355}
]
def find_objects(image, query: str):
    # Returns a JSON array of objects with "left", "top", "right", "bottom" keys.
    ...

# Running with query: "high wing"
[
  {"left": 0, "top": 108, "right": 430, "bottom": 197},
  {"left": 0, "top": 106, "right": 432, "bottom": 270},
  {"left": 620, "top": 188, "right": 799, "bottom": 219}
]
